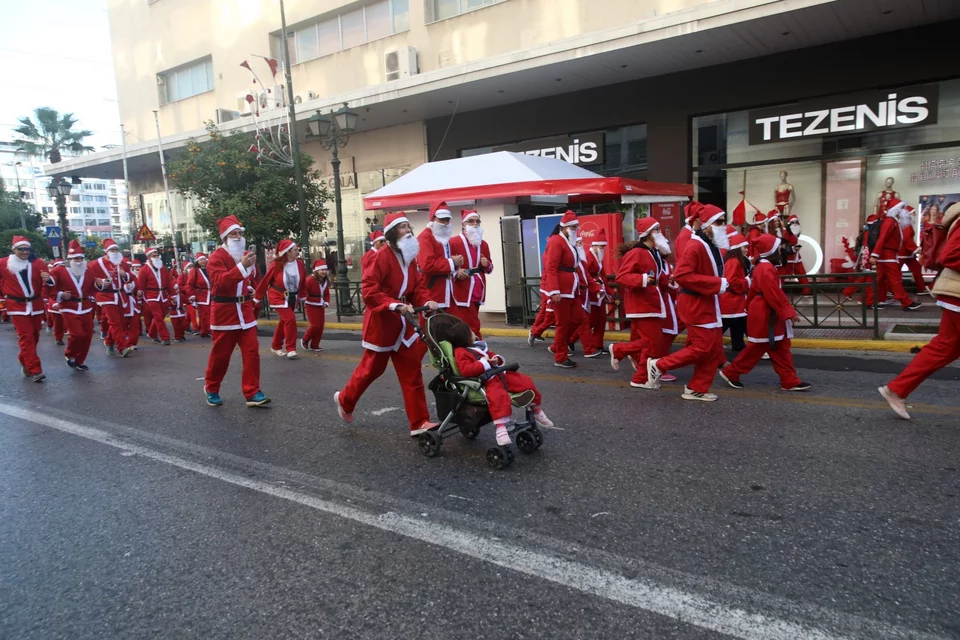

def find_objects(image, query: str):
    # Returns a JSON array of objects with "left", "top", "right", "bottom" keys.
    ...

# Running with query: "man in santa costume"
[
  {"left": 361, "top": 230, "right": 386, "bottom": 274},
  {"left": 579, "top": 228, "right": 609, "bottom": 358},
  {"left": 880, "top": 202, "right": 960, "bottom": 419},
  {"left": 447, "top": 209, "right": 494, "bottom": 338},
  {"left": 1, "top": 236, "right": 50, "bottom": 381},
  {"left": 647, "top": 204, "right": 730, "bottom": 401},
  {"left": 185, "top": 253, "right": 212, "bottom": 337},
  {"left": 87, "top": 238, "right": 135, "bottom": 357},
  {"left": 301, "top": 261, "right": 330, "bottom": 352},
  {"left": 45, "top": 259, "right": 65, "bottom": 345},
  {"left": 898, "top": 221, "right": 929, "bottom": 296},
  {"left": 334, "top": 212, "right": 439, "bottom": 435},
  {"left": 138, "top": 246, "right": 173, "bottom": 345},
  {"left": 45, "top": 240, "right": 95, "bottom": 371},
  {"left": 870, "top": 199, "right": 922, "bottom": 311},
  {"left": 203, "top": 215, "right": 270, "bottom": 407},
  {"left": 180, "top": 259, "right": 199, "bottom": 334},
  {"left": 540, "top": 211, "right": 582, "bottom": 368},
  {"left": 719, "top": 234, "right": 810, "bottom": 391},
  {"left": 674, "top": 201, "right": 703, "bottom": 263},
  {"left": 418, "top": 201, "right": 465, "bottom": 313}
]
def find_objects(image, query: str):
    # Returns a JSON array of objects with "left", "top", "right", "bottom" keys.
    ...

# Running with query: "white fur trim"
[
  {"left": 434, "top": 208, "right": 452, "bottom": 219},
  {"left": 219, "top": 223, "right": 243, "bottom": 239},
  {"left": 384, "top": 215, "right": 408, "bottom": 233},
  {"left": 278, "top": 242, "right": 296, "bottom": 256},
  {"left": 461, "top": 211, "right": 480, "bottom": 222},
  {"left": 704, "top": 211, "right": 725, "bottom": 226},
  {"left": 760, "top": 237, "right": 782, "bottom": 258},
  {"left": 12, "top": 240, "right": 30, "bottom": 249}
]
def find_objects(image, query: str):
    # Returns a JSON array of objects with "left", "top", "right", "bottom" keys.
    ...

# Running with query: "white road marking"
[
  {"left": 370, "top": 407, "right": 399, "bottom": 416},
  {"left": 0, "top": 402, "right": 946, "bottom": 640}
]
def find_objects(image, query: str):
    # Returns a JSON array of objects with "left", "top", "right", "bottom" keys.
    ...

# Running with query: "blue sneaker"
[
  {"left": 245, "top": 391, "right": 271, "bottom": 407},
  {"left": 205, "top": 390, "right": 224, "bottom": 407}
]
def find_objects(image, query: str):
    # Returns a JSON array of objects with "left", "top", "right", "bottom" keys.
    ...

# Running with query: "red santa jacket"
[
  {"left": 674, "top": 226, "right": 693, "bottom": 264},
  {"left": 870, "top": 216, "right": 903, "bottom": 263},
  {"left": 933, "top": 214, "right": 960, "bottom": 311},
  {"left": 746, "top": 227, "right": 763, "bottom": 260},
  {"left": 361, "top": 248, "right": 379, "bottom": 275},
  {"left": 207, "top": 246, "right": 258, "bottom": 331},
  {"left": 45, "top": 264, "right": 95, "bottom": 315},
  {"left": 454, "top": 343, "right": 505, "bottom": 377},
  {"left": 137, "top": 263, "right": 173, "bottom": 303},
  {"left": 540, "top": 234, "right": 580, "bottom": 299},
  {"left": 417, "top": 226, "right": 455, "bottom": 308},
  {"left": 86, "top": 257, "right": 133, "bottom": 307},
  {"left": 448, "top": 233, "right": 493, "bottom": 307},
  {"left": 674, "top": 233, "right": 726, "bottom": 329},
  {"left": 361, "top": 245, "right": 431, "bottom": 352},
  {"left": 898, "top": 225, "right": 919, "bottom": 260},
  {"left": 254, "top": 259, "right": 307, "bottom": 309},
  {"left": 583, "top": 250, "right": 606, "bottom": 307},
  {"left": 780, "top": 228, "right": 803, "bottom": 264},
  {"left": 719, "top": 257, "right": 750, "bottom": 318},
  {"left": 746, "top": 260, "right": 798, "bottom": 343},
  {"left": 660, "top": 261, "right": 680, "bottom": 336},
  {"left": 0, "top": 256, "right": 48, "bottom": 316},
  {"left": 185, "top": 266, "right": 212, "bottom": 305},
  {"left": 304, "top": 274, "right": 330, "bottom": 307},
  {"left": 616, "top": 245, "right": 667, "bottom": 319}
]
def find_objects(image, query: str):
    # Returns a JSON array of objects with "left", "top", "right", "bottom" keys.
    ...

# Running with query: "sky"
[{"left": 0, "top": 0, "right": 123, "bottom": 152}]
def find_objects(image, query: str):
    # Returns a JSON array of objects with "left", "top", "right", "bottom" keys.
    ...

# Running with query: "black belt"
[
  {"left": 558, "top": 266, "right": 576, "bottom": 273},
  {"left": 679, "top": 288, "right": 699, "bottom": 296},
  {"left": 306, "top": 296, "right": 325, "bottom": 302},
  {"left": 212, "top": 295, "right": 249, "bottom": 303},
  {"left": 5, "top": 295, "right": 39, "bottom": 302},
  {"left": 145, "top": 287, "right": 162, "bottom": 291}
]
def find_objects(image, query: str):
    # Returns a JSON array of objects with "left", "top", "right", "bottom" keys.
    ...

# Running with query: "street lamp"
[
  {"left": 46, "top": 177, "right": 72, "bottom": 256},
  {"left": 307, "top": 102, "right": 359, "bottom": 317}
]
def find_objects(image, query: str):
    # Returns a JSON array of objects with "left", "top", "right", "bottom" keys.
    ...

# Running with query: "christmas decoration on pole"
[{"left": 240, "top": 55, "right": 294, "bottom": 168}]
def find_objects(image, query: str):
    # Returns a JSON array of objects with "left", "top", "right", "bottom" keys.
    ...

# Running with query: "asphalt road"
[{"left": 1, "top": 321, "right": 958, "bottom": 639}]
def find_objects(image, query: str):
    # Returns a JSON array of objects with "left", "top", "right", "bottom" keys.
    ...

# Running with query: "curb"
[{"left": 257, "top": 319, "right": 930, "bottom": 353}]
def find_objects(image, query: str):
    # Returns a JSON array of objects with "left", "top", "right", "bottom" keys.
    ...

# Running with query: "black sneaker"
[
  {"left": 583, "top": 350, "right": 603, "bottom": 359},
  {"left": 75, "top": 364, "right": 89, "bottom": 372},
  {"left": 719, "top": 370, "right": 744, "bottom": 389},
  {"left": 174, "top": 338, "right": 186, "bottom": 343},
  {"left": 783, "top": 382, "right": 812, "bottom": 392},
  {"left": 553, "top": 359, "right": 576, "bottom": 369},
  {"left": 151, "top": 337, "right": 162, "bottom": 344},
  {"left": 161, "top": 341, "right": 171, "bottom": 346},
  {"left": 55, "top": 340, "right": 65, "bottom": 346},
  {"left": 32, "top": 373, "right": 46, "bottom": 383},
  {"left": 905, "top": 302, "right": 923, "bottom": 311},
  {"left": 66, "top": 358, "right": 78, "bottom": 369}
]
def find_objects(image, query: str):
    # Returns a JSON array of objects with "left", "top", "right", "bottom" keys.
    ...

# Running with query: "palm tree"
[{"left": 13, "top": 107, "right": 94, "bottom": 163}]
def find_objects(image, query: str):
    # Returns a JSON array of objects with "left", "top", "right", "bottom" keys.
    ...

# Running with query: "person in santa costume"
[
  {"left": 180, "top": 259, "right": 199, "bottom": 334},
  {"left": 203, "top": 215, "right": 270, "bottom": 407},
  {"left": 137, "top": 246, "right": 173, "bottom": 345},
  {"left": 254, "top": 238, "right": 306, "bottom": 359},
  {"left": 609, "top": 217, "right": 671, "bottom": 388},
  {"left": 658, "top": 253, "right": 681, "bottom": 384},
  {"left": 185, "top": 253, "right": 212, "bottom": 337},
  {"left": 870, "top": 199, "right": 922, "bottom": 311},
  {"left": 45, "top": 240, "right": 95, "bottom": 371},
  {"left": 528, "top": 223, "right": 562, "bottom": 346},
  {"left": 674, "top": 201, "right": 703, "bottom": 263},
  {"left": 780, "top": 214, "right": 810, "bottom": 292},
  {"left": 897, "top": 221, "right": 929, "bottom": 296},
  {"left": 540, "top": 211, "right": 583, "bottom": 368},
  {"left": 87, "top": 238, "right": 135, "bottom": 357},
  {"left": 567, "top": 236, "right": 593, "bottom": 358},
  {"left": 301, "top": 261, "right": 330, "bottom": 352},
  {"left": 880, "top": 202, "right": 960, "bottom": 419},
  {"left": 719, "top": 231, "right": 751, "bottom": 353},
  {"left": 418, "top": 201, "right": 465, "bottom": 314},
  {"left": 167, "top": 261, "right": 190, "bottom": 342},
  {"left": 361, "top": 230, "right": 386, "bottom": 274},
  {"left": 1, "top": 236, "right": 50, "bottom": 381},
  {"left": 579, "top": 228, "right": 609, "bottom": 358},
  {"left": 124, "top": 259, "right": 142, "bottom": 345},
  {"left": 746, "top": 211, "right": 766, "bottom": 259},
  {"left": 447, "top": 209, "right": 494, "bottom": 338},
  {"left": 45, "top": 259, "right": 65, "bottom": 345},
  {"left": 647, "top": 204, "right": 730, "bottom": 401},
  {"left": 719, "top": 234, "right": 810, "bottom": 392},
  {"left": 335, "top": 212, "right": 440, "bottom": 435}
]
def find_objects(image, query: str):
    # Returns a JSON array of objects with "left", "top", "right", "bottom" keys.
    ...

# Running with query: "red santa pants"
[
  {"left": 888, "top": 308, "right": 960, "bottom": 399},
  {"left": 271, "top": 306, "right": 299, "bottom": 352},
  {"left": 876, "top": 262, "right": 914, "bottom": 308},
  {"left": 899, "top": 258, "right": 927, "bottom": 293},
  {"left": 580, "top": 303, "right": 607, "bottom": 354},
  {"left": 170, "top": 315, "right": 187, "bottom": 340},
  {"left": 303, "top": 305, "right": 326, "bottom": 348},
  {"left": 205, "top": 327, "right": 261, "bottom": 398},
  {"left": 186, "top": 304, "right": 199, "bottom": 332},
  {"left": 99, "top": 304, "right": 131, "bottom": 350},
  {"left": 448, "top": 303, "right": 482, "bottom": 339},
  {"left": 656, "top": 325, "right": 724, "bottom": 393},
  {"left": 49, "top": 312, "right": 64, "bottom": 341},
  {"left": 128, "top": 313, "right": 142, "bottom": 346},
  {"left": 12, "top": 314, "right": 43, "bottom": 375},
  {"left": 145, "top": 301, "right": 170, "bottom": 341},
  {"left": 339, "top": 341, "right": 430, "bottom": 431},
  {"left": 661, "top": 332, "right": 677, "bottom": 355},
  {"left": 197, "top": 304, "right": 211, "bottom": 336},
  {"left": 530, "top": 296, "right": 554, "bottom": 338},
  {"left": 551, "top": 297, "right": 583, "bottom": 363},
  {"left": 612, "top": 317, "right": 663, "bottom": 384},
  {"left": 722, "top": 339, "right": 802, "bottom": 389},
  {"left": 62, "top": 313, "right": 94, "bottom": 365},
  {"left": 483, "top": 371, "right": 542, "bottom": 421}
]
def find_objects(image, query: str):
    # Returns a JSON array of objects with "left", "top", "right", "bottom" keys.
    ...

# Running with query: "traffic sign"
[
  {"left": 136, "top": 224, "right": 156, "bottom": 242},
  {"left": 85, "top": 240, "right": 98, "bottom": 248},
  {"left": 45, "top": 226, "right": 61, "bottom": 238}
]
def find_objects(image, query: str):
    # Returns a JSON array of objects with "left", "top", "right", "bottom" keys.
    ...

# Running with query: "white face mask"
[
  {"left": 69, "top": 259, "right": 86, "bottom": 277},
  {"left": 653, "top": 232, "right": 671, "bottom": 256},
  {"left": 150, "top": 256, "right": 162, "bottom": 269},
  {"left": 226, "top": 237, "right": 246, "bottom": 260},
  {"left": 432, "top": 221, "right": 452, "bottom": 243},
  {"left": 710, "top": 224, "right": 730, "bottom": 251},
  {"left": 464, "top": 225, "right": 483, "bottom": 247},
  {"left": 107, "top": 250, "right": 123, "bottom": 265},
  {"left": 397, "top": 232, "right": 419, "bottom": 264}
]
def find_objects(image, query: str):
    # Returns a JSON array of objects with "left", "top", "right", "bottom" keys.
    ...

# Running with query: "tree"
[
  {"left": 0, "top": 229, "right": 52, "bottom": 260},
  {"left": 0, "top": 179, "right": 42, "bottom": 232},
  {"left": 169, "top": 122, "right": 329, "bottom": 268},
  {"left": 13, "top": 107, "right": 94, "bottom": 163}
]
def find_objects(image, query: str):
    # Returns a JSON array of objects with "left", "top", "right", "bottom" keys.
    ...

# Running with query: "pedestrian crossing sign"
[
  {"left": 136, "top": 224, "right": 157, "bottom": 242},
  {"left": 45, "top": 226, "right": 60, "bottom": 238}
]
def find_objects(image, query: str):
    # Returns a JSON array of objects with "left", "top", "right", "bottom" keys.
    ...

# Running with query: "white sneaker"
[
  {"left": 286, "top": 350, "right": 299, "bottom": 359},
  {"left": 273, "top": 349, "right": 287, "bottom": 357},
  {"left": 646, "top": 358, "right": 663, "bottom": 389},
  {"left": 527, "top": 331, "right": 535, "bottom": 346},
  {"left": 630, "top": 380, "right": 660, "bottom": 390},
  {"left": 533, "top": 409, "right": 554, "bottom": 428},
  {"left": 609, "top": 344, "right": 620, "bottom": 371},
  {"left": 878, "top": 385, "right": 911, "bottom": 420},
  {"left": 681, "top": 386, "right": 717, "bottom": 402},
  {"left": 496, "top": 424, "right": 512, "bottom": 446},
  {"left": 333, "top": 391, "right": 353, "bottom": 424}
]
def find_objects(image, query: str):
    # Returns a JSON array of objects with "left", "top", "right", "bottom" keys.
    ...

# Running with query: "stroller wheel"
[
  {"left": 459, "top": 423, "right": 480, "bottom": 440},
  {"left": 486, "top": 445, "right": 514, "bottom": 470},
  {"left": 515, "top": 429, "right": 538, "bottom": 455},
  {"left": 529, "top": 425, "right": 544, "bottom": 449},
  {"left": 417, "top": 430, "right": 442, "bottom": 458}
]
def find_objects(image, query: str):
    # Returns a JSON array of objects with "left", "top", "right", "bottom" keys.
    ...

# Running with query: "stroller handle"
[
  {"left": 478, "top": 362, "right": 520, "bottom": 383},
  {"left": 411, "top": 305, "right": 433, "bottom": 313}
]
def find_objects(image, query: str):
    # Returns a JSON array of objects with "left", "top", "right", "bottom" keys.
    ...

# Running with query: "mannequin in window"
[
  {"left": 876, "top": 177, "right": 899, "bottom": 214},
  {"left": 773, "top": 171, "right": 795, "bottom": 216}
]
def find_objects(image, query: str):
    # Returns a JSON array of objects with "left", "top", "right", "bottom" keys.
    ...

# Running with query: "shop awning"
[{"left": 363, "top": 151, "right": 693, "bottom": 210}]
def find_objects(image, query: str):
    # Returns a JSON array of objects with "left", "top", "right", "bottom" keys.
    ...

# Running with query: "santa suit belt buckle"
[{"left": 212, "top": 295, "right": 247, "bottom": 303}]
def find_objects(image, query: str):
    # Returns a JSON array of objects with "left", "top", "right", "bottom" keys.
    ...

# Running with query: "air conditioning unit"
[
  {"left": 237, "top": 92, "right": 255, "bottom": 115},
  {"left": 384, "top": 47, "right": 418, "bottom": 82},
  {"left": 308, "top": 90, "right": 319, "bottom": 100},
  {"left": 216, "top": 108, "right": 242, "bottom": 124}
]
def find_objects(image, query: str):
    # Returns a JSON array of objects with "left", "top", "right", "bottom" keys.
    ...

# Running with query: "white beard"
[
  {"left": 107, "top": 251, "right": 123, "bottom": 266},
  {"left": 653, "top": 232, "right": 671, "bottom": 256},
  {"left": 576, "top": 246, "right": 586, "bottom": 261},
  {"left": 6, "top": 254, "right": 28, "bottom": 274},
  {"left": 397, "top": 233, "right": 419, "bottom": 264},
  {"left": 591, "top": 248, "right": 605, "bottom": 263},
  {"left": 150, "top": 257, "right": 162, "bottom": 269},
  {"left": 789, "top": 223, "right": 801, "bottom": 236},
  {"left": 711, "top": 226, "right": 730, "bottom": 251},
  {"left": 431, "top": 222, "right": 452, "bottom": 244},
  {"left": 464, "top": 225, "right": 483, "bottom": 247},
  {"left": 226, "top": 237, "right": 246, "bottom": 261},
  {"left": 69, "top": 261, "right": 87, "bottom": 278}
]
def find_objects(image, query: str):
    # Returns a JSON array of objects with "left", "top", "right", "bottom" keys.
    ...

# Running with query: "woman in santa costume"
[
  {"left": 137, "top": 246, "right": 173, "bottom": 345},
  {"left": 418, "top": 201, "right": 465, "bottom": 314},
  {"left": 746, "top": 211, "right": 766, "bottom": 260},
  {"left": 447, "top": 209, "right": 494, "bottom": 338},
  {"left": 45, "top": 259, "right": 65, "bottom": 345},
  {"left": 647, "top": 205, "right": 730, "bottom": 402},
  {"left": 719, "top": 231, "right": 751, "bottom": 353},
  {"left": 540, "top": 211, "right": 582, "bottom": 369},
  {"left": 45, "top": 240, "right": 95, "bottom": 371},
  {"left": 361, "top": 230, "right": 386, "bottom": 274},
  {"left": 870, "top": 199, "right": 922, "bottom": 311},
  {"left": 1, "top": 236, "right": 50, "bottom": 381},
  {"left": 719, "top": 234, "right": 810, "bottom": 392},
  {"left": 334, "top": 212, "right": 440, "bottom": 435},
  {"left": 880, "top": 202, "right": 960, "bottom": 419},
  {"left": 180, "top": 260, "right": 199, "bottom": 334},
  {"left": 300, "top": 261, "right": 330, "bottom": 352},
  {"left": 254, "top": 238, "right": 306, "bottom": 359},
  {"left": 203, "top": 215, "right": 270, "bottom": 407},
  {"left": 185, "top": 253, "right": 212, "bottom": 337},
  {"left": 87, "top": 238, "right": 135, "bottom": 357},
  {"left": 167, "top": 260, "right": 190, "bottom": 342}
]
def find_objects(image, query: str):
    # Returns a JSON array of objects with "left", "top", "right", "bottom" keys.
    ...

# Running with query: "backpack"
[
  {"left": 854, "top": 218, "right": 883, "bottom": 256},
  {"left": 922, "top": 213, "right": 960, "bottom": 272}
]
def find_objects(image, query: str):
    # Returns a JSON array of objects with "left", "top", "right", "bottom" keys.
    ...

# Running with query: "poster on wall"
[
  {"left": 919, "top": 193, "right": 958, "bottom": 227},
  {"left": 824, "top": 160, "right": 864, "bottom": 272},
  {"left": 650, "top": 202, "right": 681, "bottom": 248}
]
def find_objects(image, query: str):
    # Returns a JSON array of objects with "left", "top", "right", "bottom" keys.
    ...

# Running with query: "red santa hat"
[
  {"left": 431, "top": 201, "right": 452, "bottom": 220},
  {"left": 728, "top": 233, "right": 749, "bottom": 251},
  {"left": 312, "top": 259, "right": 328, "bottom": 272},
  {"left": 103, "top": 238, "right": 118, "bottom": 252},
  {"left": 461, "top": 209, "right": 480, "bottom": 223},
  {"left": 131, "top": 259, "right": 142, "bottom": 267},
  {"left": 11, "top": 235, "right": 31, "bottom": 250},
  {"left": 383, "top": 211, "right": 409, "bottom": 234},
  {"left": 67, "top": 239, "right": 85, "bottom": 259},
  {"left": 559, "top": 210, "right": 578, "bottom": 227},
  {"left": 755, "top": 233, "right": 782, "bottom": 258},
  {"left": 181, "top": 260, "right": 192, "bottom": 270},
  {"left": 277, "top": 238, "right": 297, "bottom": 256},
  {"left": 51, "top": 260, "right": 65, "bottom": 268},
  {"left": 636, "top": 217, "right": 660, "bottom": 239},
  {"left": 698, "top": 204, "right": 726, "bottom": 227},
  {"left": 726, "top": 224, "right": 737, "bottom": 235},
  {"left": 217, "top": 215, "right": 244, "bottom": 239},
  {"left": 683, "top": 201, "right": 703, "bottom": 224},
  {"left": 145, "top": 246, "right": 160, "bottom": 256},
  {"left": 591, "top": 228, "right": 607, "bottom": 246},
  {"left": 787, "top": 214, "right": 800, "bottom": 225},
  {"left": 766, "top": 208, "right": 781, "bottom": 219},
  {"left": 885, "top": 198, "right": 907, "bottom": 218},
  {"left": 195, "top": 252, "right": 208, "bottom": 262},
  {"left": 750, "top": 211, "right": 767, "bottom": 226},
  {"left": 369, "top": 230, "right": 385, "bottom": 244}
]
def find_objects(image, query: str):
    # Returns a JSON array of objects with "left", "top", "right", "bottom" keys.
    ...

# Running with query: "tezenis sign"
[
  {"left": 493, "top": 132, "right": 605, "bottom": 166},
  {"left": 748, "top": 84, "right": 939, "bottom": 145}
]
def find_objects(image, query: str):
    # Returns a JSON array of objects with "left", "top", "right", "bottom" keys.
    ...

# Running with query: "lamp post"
[
  {"left": 307, "top": 103, "right": 360, "bottom": 317},
  {"left": 4, "top": 161, "right": 26, "bottom": 229},
  {"left": 46, "top": 177, "right": 72, "bottom": 258}
]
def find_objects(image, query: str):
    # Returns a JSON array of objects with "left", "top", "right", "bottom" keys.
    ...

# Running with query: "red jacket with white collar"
[
  {"left": 254, "top": 259, "right": 307, "bottom": 309},
  {"left": 746, "top": 260, "right": 797, "bottom": 342},
  {"left": 0, "top": 256, "right": 48, "bottom": 316},
  {"left": 871, "top": 216, "right": 903, "bottom": 263},
  {"left": 45, "top": 263, "right": 95, "bottom": 314},
  {"left": 137, "top": 263, "right": 174, "bottom": 303},
  {"left": 207, "top": 246, "right": 258, "bottom": 331},
  {"left": 616, "top": 245, "right": 667, "bottom": 319},
  {"left": 674, "top": 233, "right": 726, "bottom": 328},
  {"left": 454, "top": 343, "right": 505, "bottom": 377},
  {"left": 86, "top": 256, "right": 134, "bottom": 307},
  {"left": 540, "top": 234, "right": 580, "bottom": 299},
  {"left": 303, "top": 274, "right": 330, "bottom": 307},
  {"left": 185, "top": 266, "right": 212, "bottom": 305},
  {"left": 361, "top": 245, "right": 431, "bottom": 352},
  {"left": 417, "top": 226, "right": 455, "bottom": 308},
  {"left": 448, "top": 233, "right": 493, "bottom": 307},
  {"left": 719, "top": 257, "right": 750, "bottom": 318}
]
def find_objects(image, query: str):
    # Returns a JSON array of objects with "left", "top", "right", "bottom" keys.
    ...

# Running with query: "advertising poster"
[
  {"left": 535, "top": 214, "right": 563, "bottom": 271},
  {"left": 824, "top": 160, "right": 863, "bottom": 271},
  {"left": 651, "top": 202, "right": 681, "bottom": 249}
]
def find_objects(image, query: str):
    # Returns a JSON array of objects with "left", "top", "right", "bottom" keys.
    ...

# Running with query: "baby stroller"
[{"left": 408, "top": 310, "right": 545, "bottom": 470}]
